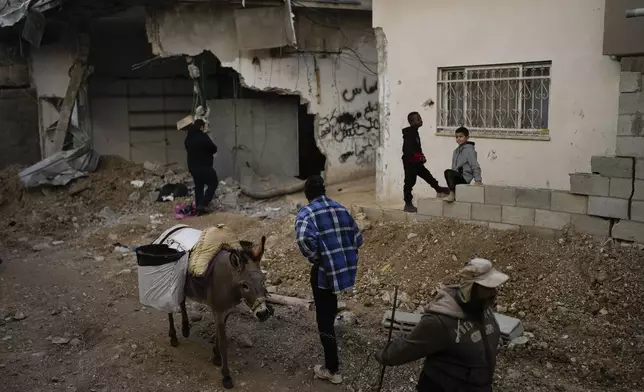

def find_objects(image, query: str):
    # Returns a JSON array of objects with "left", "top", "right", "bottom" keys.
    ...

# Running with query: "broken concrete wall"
[{"left": 146, "top": 3, "right": 378, "bottom": 184}]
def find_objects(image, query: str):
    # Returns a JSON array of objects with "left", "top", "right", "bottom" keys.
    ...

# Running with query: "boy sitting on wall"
[
  {"left": 443, "top": 126, "right": 482, "bottom": 202},
  {"left": 402, "top": 112, "right": 450, "bottom": 212}
]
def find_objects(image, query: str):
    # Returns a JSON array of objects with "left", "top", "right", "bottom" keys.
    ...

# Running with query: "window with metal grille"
[{"left": 437, "top": 62, "right": 551, "bottom": 140}]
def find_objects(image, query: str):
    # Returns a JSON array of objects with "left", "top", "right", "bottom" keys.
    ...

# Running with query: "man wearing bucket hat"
[{"left": 375, "top": 258, "right": 509, "bottom": 392}]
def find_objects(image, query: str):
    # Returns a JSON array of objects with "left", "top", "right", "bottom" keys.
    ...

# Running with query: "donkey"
[{"left": 167, "top": 235, "right": 272, "bottom": 389}]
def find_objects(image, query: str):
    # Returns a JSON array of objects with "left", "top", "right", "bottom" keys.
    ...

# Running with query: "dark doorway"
[{"left": 297, "top": 104, "right": 326, "bottom": 179}]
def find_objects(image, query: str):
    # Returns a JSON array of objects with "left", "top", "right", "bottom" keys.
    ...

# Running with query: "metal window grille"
[{"left": 437, "top": 62, "right": 551, "bottom": 138}]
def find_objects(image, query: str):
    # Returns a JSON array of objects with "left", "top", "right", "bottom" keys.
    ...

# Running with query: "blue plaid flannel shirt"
[{"left": 295, "top": 196, "right": 363, "bottom": 294}]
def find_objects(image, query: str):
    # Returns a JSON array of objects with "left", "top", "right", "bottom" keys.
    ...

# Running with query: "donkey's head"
[{"left": 231, "top": 236, "right": 272, "bottom": 322}]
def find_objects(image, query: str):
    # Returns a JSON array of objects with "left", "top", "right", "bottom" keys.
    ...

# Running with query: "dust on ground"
[{"left": 1, "top": 157, "right": 643, "bottom": 392}]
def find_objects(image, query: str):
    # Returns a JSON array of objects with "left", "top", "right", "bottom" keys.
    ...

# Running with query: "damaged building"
[{"left": 1, "top": 0, "right": 377, "bottom": 195}]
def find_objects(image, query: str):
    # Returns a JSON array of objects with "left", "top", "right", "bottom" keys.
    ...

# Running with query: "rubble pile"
[{"left": 241, "top": 215, "right": 644, "bottom": 390}]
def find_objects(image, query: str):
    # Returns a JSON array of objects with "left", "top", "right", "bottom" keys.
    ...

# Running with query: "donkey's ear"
[
  {"left": 230, "top": 252, "right": 243, "bottom": 271},
  {"left": 252, "top": 236, "right": 266, "bottom": 262}
]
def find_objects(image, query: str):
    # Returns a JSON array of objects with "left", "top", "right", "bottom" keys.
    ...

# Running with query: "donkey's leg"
[
  {"left": 211, "top": 311, "right": 222, "bottom": 367},
  {"left": 216, "top": 312, "right": 233, "bottom": 389},
  {"left": 168, "top": 313, "right": 179, "bottom": 347},
  {"left": 180, "top": 299, "right": 190, "bottom": 338}
]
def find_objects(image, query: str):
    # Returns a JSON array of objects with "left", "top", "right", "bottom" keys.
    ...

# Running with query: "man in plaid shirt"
[{"left": 295, "top": 175, "right": 363, "bottom": 385}]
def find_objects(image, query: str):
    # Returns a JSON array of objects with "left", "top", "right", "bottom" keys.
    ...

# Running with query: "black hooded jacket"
[
  {"left": 402, "top": 126, "right": 424, "bottom": 162},
  {"left": 184, "top": 126, "right": 218, "bottom": 171}
]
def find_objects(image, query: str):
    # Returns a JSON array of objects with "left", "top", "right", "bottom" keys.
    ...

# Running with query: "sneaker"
[
  {"left": 443, "top": 191, "right": 455, "bottom": 203},
  {"left": 403, "top": 203, "right": 418, "bottom": 213},
  {"left": 313, "top": 365, "right": 343, "bottom": 384}
]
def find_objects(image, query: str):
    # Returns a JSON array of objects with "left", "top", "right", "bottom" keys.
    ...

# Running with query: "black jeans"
[
  {"left": 444, "top": 169, "right": 467, "bottom": 191},
  {"left": 190, "top": 166, "right": 218, "bottom": 208},
  {"left": 310, "top": 267, "right": 339, "bottom": 373},
  {"left": 403, "top": 162, "right": 444, "bottom": 204}
]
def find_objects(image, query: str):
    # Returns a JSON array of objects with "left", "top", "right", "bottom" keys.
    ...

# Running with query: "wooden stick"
[
  {"left": 267, "top": 294, "right": 313, "bottom": 311},
  {"left": 377, "top": 286, "right": 398, "bottom": 392}
]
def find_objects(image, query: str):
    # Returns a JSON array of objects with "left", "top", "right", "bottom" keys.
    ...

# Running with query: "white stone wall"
[
  {"left": 147, "top": 4, "right": 378, "bottom": 184},
  {"left": 373, "top": 0, "right": 620, "bottom": 202}
]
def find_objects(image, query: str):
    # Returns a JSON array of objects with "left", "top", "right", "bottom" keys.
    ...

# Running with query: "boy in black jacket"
[
  {"left": 184, "top": 119, "right": 218, "bottom": 215},
  {"left": 402, "top": 112, "right": 449, "bottom": 212}
]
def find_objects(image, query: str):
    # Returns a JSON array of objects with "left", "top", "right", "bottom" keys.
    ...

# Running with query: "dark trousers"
[
  {"left": 403, "top": 162, "right": 444, "bottom": 204},
  {"left": 310, "top": 267, "right": 339, "bottom": 373},
  {"left": 444, "top": 169, "right": 468, "bottom": 191},
  {"left": 190, "top": 166, "right": 218, "bottom": 208},
  {"left": 416, "top": 372, "right": 445, "bottom": 392}
]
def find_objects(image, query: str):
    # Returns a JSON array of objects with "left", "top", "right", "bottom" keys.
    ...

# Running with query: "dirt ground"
[{"left": 1, "top": 160, "right": 644, "bottom": 392}]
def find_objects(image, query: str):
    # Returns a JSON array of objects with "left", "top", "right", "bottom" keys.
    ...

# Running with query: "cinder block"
[
  {"left": 489, "top": 222, "right": 520, "bottom": 231},
  {"left": 612, "top": 220, "right": 644, "bottom": 243},
  {"left": 443, "top": 202, "right": 471, "bottom": 220},
  {"left": 471, "top": 204, "right": 502, "bottom": 222},
  {"left": 362, "top": 206, "right": 383, "bottom": 221},
  {"left": 418, "top": 198, "right": 443, "bottom": 217},
  {"left": 550, "top": 192, "right": 587, "bottom": 214},
  {"left": 591, "top": 156, "right": 634, "bottom": 178},
  {"left": 516, "top": 188, "right": 551, "bottom": 209},
  {"left": 502, "top": 206, "right": 536, "bottom": 226},
  {"left": 637, "top": 159, "right": 644, "bottom": 180},
  {"left": 484, "top": 186, "right": 516, "bottom": 206},
  {"left": 616, "top": 136, "right": 644, "bottom": 158},
  {"left": 415, "top": 214, "right": 435, "bottom": 222},
  {"left": 617, "top": 114, "right": 644, "bottom": 136},
  {"left": 632, "top": 201, "right": 644, "bottom": 222},
  {"left": 620, "top": 71, "right": 642, "bottom": 93},
  {"left": 633, "top": 180, "right": 644, "bottom": 201},
  {"left": 609, "top": 178, "right": 634, "bottom": 199},
  {"left": 455, "top": 184, "right": 484, "bottom": 203},
  {"left": 535, "top": 210, "right": 571, "bottom": 230},
  {"left": 618, "top": 92, "right": 644, "bottom": 115},
  {"left": 459, "top": 220, "right": 490, "bottom": 228},
  {"left": 382, "top": 208, "right": 408, "bottom": 222},
  {"left": 570, "top": 173, "right": 610, "bottom": 196},
  {"left": 522, "top": 226, "right": 557, "bottom": 240},
  {"left": 571, "top": 214, "right": 611, "bottom": 237},
  {"left": 587, "top": 197, "right": 629, "bottom": 219}
]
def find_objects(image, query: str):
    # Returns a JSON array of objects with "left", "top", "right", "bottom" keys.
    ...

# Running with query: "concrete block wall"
[{"left": 354, "top": 184, "right": 609, "bottom": 241}]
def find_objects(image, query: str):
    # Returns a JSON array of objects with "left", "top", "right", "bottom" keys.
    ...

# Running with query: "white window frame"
[{"left": 436, "top": 62, "right": 552, "bottom": 141}]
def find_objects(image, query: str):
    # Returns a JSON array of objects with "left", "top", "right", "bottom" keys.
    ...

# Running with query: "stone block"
[
  {"left": 515, "top": 188, "right": 550, "bottom": 209},
  {"left": 633, "top": 180, "right": 644, "bottom": 201},
  {"left": 591, "top": 156, "right": 634, "bottom": 178},
  {"left": 362, "top": 206, "right": 383, "bottom": 221},
  {"left": 587, "top": 197, "right": 629, "bottom": 219},
  {"left": 522, "top": 226, "right": 557, "bottom": 240},
  {"left": 471, "top": 204, "right": 502, "bottom": 222},
  {"left": 417, "top": 198, "right": 443, "bottom": 217},
  {"left": 609, "top": 178, "right": 634, "bottom": 199},
  {"left": 637, "top": 159, "right": 644, "bottom": 180},
  {"left": 382, "top": 208, "right": 408, "bottom": 222},
  {"left": 621, "top": 57, "right": 644, "bottom": 72},
  {"left": 459, "top": 220, "right": 490, "bottom": 228},
  {"left": 415, "top": 214, "right": 435, "bottom": 222},
  {"left": 620, "top": 71, "right": 642, "bottom": 93},
  {"left": 569, "top": 173, "right": 609, "bottom": 196},
  {"left": 502, "top": 206, "right": 535, "bottom": 226},
  {"left": 571, "top": 214, "right": 611, "bottom": 237},
  {"left": 617, "top": 114, "right": 644, "bottom": 136},
  {"left": 616, "top": 136, "right": 644, "bottom": 158},
  {"left": 443, "top": 202, "right": 471, "bottom": 220},
  {"left": 535, "top": 210, "right": 571, "bottom": 230},
  {"left": 489, "top": 222, "right": 520, "bottom": 231},
  {"left": 632, "top": 201, "right": 644, "bottom": 222},
  {"left": 550, "top": 192, "right": 587, "bottom": 214},
  {"left": 618, "top": 92, "right": 644, "bottom": 115},
  {"left": 455, "top": 184, "right": 484, "bottom": 203},
  {"left": 612, "top": 220, "right": 644, "bottom": 243},
  {"left": 484, "top": 186, "right": 516, "bottom": 206}
]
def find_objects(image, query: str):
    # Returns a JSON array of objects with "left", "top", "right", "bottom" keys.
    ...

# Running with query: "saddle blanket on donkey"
[{"left": 137, "top": 224, "right": 236, "bottom": 312}]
